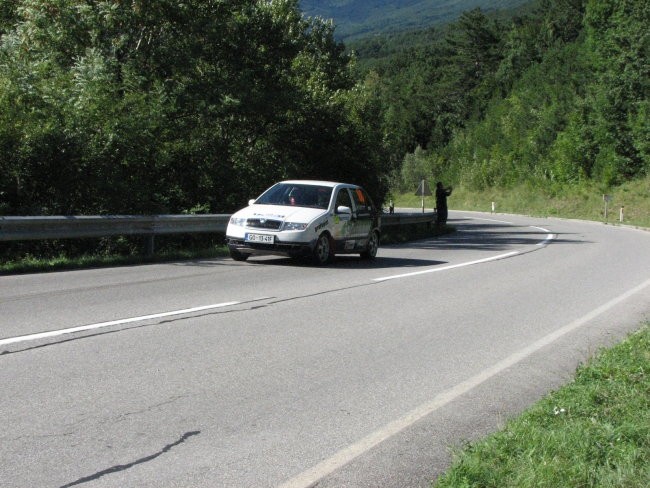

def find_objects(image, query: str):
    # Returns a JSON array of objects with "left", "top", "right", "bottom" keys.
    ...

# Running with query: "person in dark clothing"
[{"left": 435, "top": 182, "right": 452, "bottom": 225}]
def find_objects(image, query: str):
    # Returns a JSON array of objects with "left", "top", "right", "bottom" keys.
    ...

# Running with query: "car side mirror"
[
  {"left": 336, "top": 205, "right": 352, "bottom": 215},
  {"left": 248, "top": 199, "right": 256, "bottom": 206}
]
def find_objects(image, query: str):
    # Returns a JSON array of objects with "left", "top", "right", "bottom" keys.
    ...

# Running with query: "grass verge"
[
  {"left": 434, "top": 325, "right": 650, "bottom": 488},
  {"left": 0, "top": 246, "right": 230, "bottom": 275},
  {"left": 395, "top": 176, "right": 650, "bottom": 228}
]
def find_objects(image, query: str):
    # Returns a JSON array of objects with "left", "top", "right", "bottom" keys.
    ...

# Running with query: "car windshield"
[{"left": 255, "top": 183, "right": 333, "bottom": 209}]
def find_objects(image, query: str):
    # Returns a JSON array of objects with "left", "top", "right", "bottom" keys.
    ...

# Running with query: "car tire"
[
  {"left": 313, "top": 233, "right": 333, "bottom": 265},
  {"left": 229, "top": 247, "right": 249, "bottom": 261},
  {"left": 361, "top": 230, "right": 379, "bottom": 259}
]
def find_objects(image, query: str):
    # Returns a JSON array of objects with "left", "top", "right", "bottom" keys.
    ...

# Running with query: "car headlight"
[
  {"left": 283, "top": 222, "right": 308, "bottom": 231},
  {"left": 229, "top": 217, "right": 247, "bottom": 226}
]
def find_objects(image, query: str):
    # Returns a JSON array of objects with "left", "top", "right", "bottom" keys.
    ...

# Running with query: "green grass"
[
  {"left": 0, "top": 246, "right": 230, "bottom": 275},
  {"left": 434, "top": 324, "right": 650, "bottom": 487},
  {"left": 395, "top": 177, "right": 650, "bottom": 228}
]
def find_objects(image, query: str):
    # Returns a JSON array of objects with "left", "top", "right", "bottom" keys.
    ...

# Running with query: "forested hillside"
[
  {"left": 362, "top": 0, "right": 649, "bottom": 194},
  {"left": 300, "top": 0, "right": 530, "bottom": 40},
  {"left": 1, "top": 0, "right": 647, "bottom": 223},
  {"left": 0, "top": 0, "right": 390, "bottom": 216}
]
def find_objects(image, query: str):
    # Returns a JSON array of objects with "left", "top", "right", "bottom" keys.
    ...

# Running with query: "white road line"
[
  {"left": 531, "top": 226, "right": 556, "bottom": 246},
  {"left": 279, "top": 277, "right": 650, "bottom": 488},
  {"left": 468, "top": 216, "right": 513, "bottom": 224},
  {"left": 374, "top": 222, "right": 555, "bottom": 282},
  {"left": 0, "top": 300, "right": 245, "bottom": 346},
  {"left": 373, "top": 251, "right": 520, "bottom": 282}
]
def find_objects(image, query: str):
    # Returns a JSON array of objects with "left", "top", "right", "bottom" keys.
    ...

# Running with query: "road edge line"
[{"left": 278, "top": 277, "right": 650, "bottom": 488}]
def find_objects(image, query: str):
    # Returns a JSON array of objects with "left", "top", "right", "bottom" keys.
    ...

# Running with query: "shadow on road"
[
  {"left": 391, "top": 219, "right": 589, "bottom": 252},
  {"left": 171, "top": 217, "right": 588, "bottom": 268},
  {"left": 247, "top": 255, "right": 447, "bottom": 270}
]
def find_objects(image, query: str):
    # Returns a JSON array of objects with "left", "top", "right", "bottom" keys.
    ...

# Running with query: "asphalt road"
[{"left": 2, "top": 211, "right": 650, "bottom": 488}]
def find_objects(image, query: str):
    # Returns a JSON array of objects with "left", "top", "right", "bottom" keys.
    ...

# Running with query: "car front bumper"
[{"left": 226, "top": 237, "right": 316, "bottom": 257}]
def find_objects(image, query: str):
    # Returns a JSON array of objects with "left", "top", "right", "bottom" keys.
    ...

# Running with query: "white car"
[{"left": 226, "top": 180, "right": 381, "bottom": 264}]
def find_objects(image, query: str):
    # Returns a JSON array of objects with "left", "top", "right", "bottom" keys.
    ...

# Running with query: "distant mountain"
[{"left": 300, "top": 0, "right": 531, "bottom": 40}]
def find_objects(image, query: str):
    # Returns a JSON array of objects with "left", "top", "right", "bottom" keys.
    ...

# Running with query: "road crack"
[{"left": 58, "top": 430, "right": 200, "bottom": 488}]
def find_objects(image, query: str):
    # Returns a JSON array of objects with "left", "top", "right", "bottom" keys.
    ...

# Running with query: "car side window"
[
  {"left": 351, "top": 188, "right": 370, "bottom": 214},
  {"left": 362, "top": 189, "right": 375, "bottom": 213},
  {"left": 335, "top": 188, "right": 352, "bottom": 210}
]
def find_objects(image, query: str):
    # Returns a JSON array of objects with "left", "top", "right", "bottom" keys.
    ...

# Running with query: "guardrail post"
[{"left": 145, "top": 235, "right": 155, "bottom": 257}]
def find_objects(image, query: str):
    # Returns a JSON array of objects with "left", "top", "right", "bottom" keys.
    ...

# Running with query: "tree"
[
  {"left": 446, "top": 8, "right": 503, "bottom": 91},
  {"left": 584, "top": 0, "right": 649, "bottom": 180},
  {"left": 1, "top": 0, "right": 389, "bottom": 217}
]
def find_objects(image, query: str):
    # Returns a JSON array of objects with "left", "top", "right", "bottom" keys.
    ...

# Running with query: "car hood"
[{"left": 233, "top": 204, "right": 327, "bottom": 223}]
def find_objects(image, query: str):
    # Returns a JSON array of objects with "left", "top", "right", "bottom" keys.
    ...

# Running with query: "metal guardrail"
[
  {"left": 0, "top": 215, "right": 230, "bottom": 242},
  {"left": 380, "top": 211, "right": 436, "bottom": 227},
  {"left": 0, "top": 211, "right": 436, "bottom": 253}
]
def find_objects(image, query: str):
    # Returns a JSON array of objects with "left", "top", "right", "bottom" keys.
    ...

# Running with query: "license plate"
[{"left": 245, "top": 233, "right": 274, "bottom": 244}]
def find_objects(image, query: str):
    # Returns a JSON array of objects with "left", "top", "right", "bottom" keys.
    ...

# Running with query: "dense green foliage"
[
  {"left": 360, "top": 0, "right": 648, "bottom": 194},
  {"left": 0, "top": 0, "right": 391, "bottom": 216},
  {"left": 1, "top": 0, "right": 647, "bottom": 229}
]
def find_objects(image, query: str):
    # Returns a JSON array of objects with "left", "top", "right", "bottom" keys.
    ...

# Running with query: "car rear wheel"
[
  {"left": 313, "top": 233, "right": 333, "bottom": 265},
  {"left": 229, "top": 247, "right": 249, "bottom": 261},
  {"left": 361, "top": 230, "right": 379, "bottom": 259}
]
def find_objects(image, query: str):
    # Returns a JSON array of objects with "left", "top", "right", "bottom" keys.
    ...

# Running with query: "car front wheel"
[
  {"left": 361, "top": 230, "right": 379, "bottom": 259},
  {"left": 313, "top": 233, "right": 333, "bottom": 265},
  {"left": 229, "top": 247, "right": 249, "bottom": 261}
]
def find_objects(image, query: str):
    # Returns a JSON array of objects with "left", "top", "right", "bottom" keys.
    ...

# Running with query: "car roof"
[{"left": 280, "top": 180, "right": 358, "bottom": 188}]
